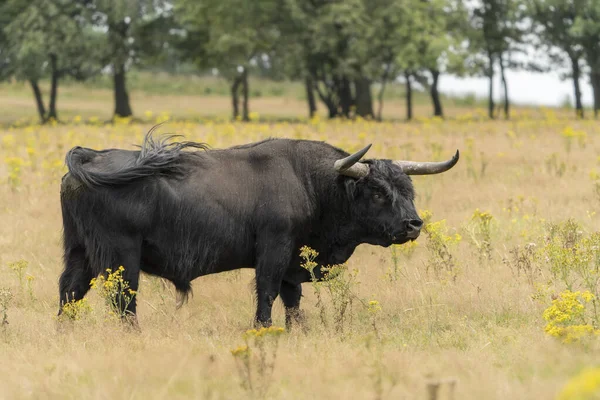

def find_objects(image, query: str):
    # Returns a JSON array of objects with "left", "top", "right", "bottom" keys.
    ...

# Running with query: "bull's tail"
[
  {"left": 174, "top": 280, "right": 193, "bottom": 309},
  {"left": 65, "top": 128, "right": 209, "bottom": 188}
]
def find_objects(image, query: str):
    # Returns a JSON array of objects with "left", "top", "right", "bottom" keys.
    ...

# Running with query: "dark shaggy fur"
[
  {"left": 65, "top": 128, "right": 209, "bottom": 188},
  {"left": 58, "top": 131, "right": 427, "bottom": 328}
]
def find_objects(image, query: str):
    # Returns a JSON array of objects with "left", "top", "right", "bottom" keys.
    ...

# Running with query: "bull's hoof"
[
  {"left": 285, "top": 309, "right": 308, "bottom": 333},
  {"left": 253, "top": 318, "right": 273, "bottom": 329},
  {"left": 122, "top": 314, "right": 141, "bottom": 333}
]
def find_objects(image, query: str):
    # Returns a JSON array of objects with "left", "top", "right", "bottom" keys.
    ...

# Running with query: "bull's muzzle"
[{"left": 405, "top": 219, "right": 423, "bottom": 240}]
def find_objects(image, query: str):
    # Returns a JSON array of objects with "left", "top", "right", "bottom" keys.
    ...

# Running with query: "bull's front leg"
[
  {"left": 254, "top": 231, "right": 293, "bottom": 328},
  {"left": 280, "top": 280, "right": 306, "bottom": 331}
]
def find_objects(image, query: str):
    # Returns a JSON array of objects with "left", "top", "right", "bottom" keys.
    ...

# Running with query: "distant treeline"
[{"left": 0, "top": 0, "right": 599, "bottom": 123}]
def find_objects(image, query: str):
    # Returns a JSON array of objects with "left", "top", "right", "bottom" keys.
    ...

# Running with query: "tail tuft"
[
  {"left": 174, "top": 281, "right": 192, "bottom": 309},
  {"left": 64, "top": 126, "right": 209, "bottom": 188}
]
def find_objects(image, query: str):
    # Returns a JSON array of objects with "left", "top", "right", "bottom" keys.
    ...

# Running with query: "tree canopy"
[{"left": 1, "top": 0, "right": 600, "bottom": 122}]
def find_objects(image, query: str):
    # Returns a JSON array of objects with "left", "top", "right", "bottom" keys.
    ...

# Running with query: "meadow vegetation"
[{"left": 1, "top": 96, "right": 600, "bottom": 399}]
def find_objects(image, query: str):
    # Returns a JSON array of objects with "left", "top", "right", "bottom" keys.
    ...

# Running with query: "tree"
[
  {"left": 2, "top": 0, "right": 100, "bottom": 123},
  {"left": 76, "top": 0, "right": 168, "bottom": 119},
  {"left": 395, "top": 1, "right": 434, "bottom": 120},
  {"left": 572, "top": 1, "right": 600, "bottom": 117},
  {"left": 281, "top": 0, "right": 375, "bottom": 119},
  {"left": 529, "top": 0, "right": 585, "bottom": 118},
  {"left": 467, "top": 0, "right": 527, "bottom": 119},
  {"left": 364, "top": 0, "right": 463, "bottom": 121},
  {"left": 362, "top": 0, "right": 407, "bottom": 120},
  {"left": 0, "top": 0, "right": 18, "bottom": 80},
  {"left": 175, "top": 0, "right": 279, "bottom": 121},
  {"left": 406, "top": 0, "right": 454, "bottom": 118},
  {"left": 417, "top": 0, "right": 469, "bottom": 118}
]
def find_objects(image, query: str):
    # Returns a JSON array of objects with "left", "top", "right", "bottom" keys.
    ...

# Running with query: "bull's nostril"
[{"left": 408, "top": 219, "right": 423, "bottom": 230}]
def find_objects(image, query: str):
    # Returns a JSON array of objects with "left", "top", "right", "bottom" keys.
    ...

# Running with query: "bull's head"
[{"left": 334, "top": 144, "right": 459, "bottom": 246}]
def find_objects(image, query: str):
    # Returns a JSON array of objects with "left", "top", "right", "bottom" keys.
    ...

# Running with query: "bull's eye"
[{"left": 373, "top": 192, "right": 384, "bottom": 202}]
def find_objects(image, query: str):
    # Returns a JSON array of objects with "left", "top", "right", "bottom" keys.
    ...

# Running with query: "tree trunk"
[
  {"left": 487, "top": 50, "right": 495, "bottom": 119},
  {"left": 241, "top": 68, "right": 249, "bottom": 121},
  {"left": 231, "top": 75, "right": 241, "bottom": 120},
  {"left": 591, "top": 71, "right": 600, "bottom": 118},
  {"left": 327, "top": 105, "right": 337, "bottom": 118},
  {"left": 405, "top": 71, "right": 413, "bottom": 121},
  {"left": 354, "top": 77, "right": 373, "bottom": 119},
  {"left": 570, "top": 55, "right": 584, "bottom": 119},
  {"left": 48, "top": 53, "right": 59, "bottom": 121},
  {"left": 305, "top": 76, "right": 317, "bottom": 118},
  {"left": 377, "top": 64, "right": 392, "bottom": 121},
  {"left": 312, "top": 76, "right": 338, "bottom": 118},
  {"left": 113, "top": 63, "right": 132, "bottom": 118},
  {"left": 337, "top": 76, "right": 353, "bottom": 118},
  {"left": 499, "top": 55, "right": 509, "bottom": 120},
  {"left": 29, "top": 79, "right": 46, "bottom": 124},
  {"left": 430, "top": 69, "right": 443, "bottom": 118}
]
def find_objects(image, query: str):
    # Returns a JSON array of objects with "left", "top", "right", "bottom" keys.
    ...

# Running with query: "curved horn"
[
  {"left": 334, "top": 144, "right": 372, "bottom": 178},
  {"left": 394, "top": 150, "right": 460, "bottom": 175}
]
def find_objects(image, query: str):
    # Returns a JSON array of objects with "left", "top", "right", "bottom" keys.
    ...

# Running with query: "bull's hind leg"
[
  {"left": 58, "top": 245, "right": 94, "bottom": 315},
  {"left": 280, "top": 280, "right": 306, "bottom": 331},
  {"left": 254, "top": 232, "right": 293, "bottom": 328}
]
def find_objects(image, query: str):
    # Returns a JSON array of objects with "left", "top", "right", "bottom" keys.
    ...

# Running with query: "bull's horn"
[
  {"left": 334, "top": 144, "right": 372, "bottom": 178},
  {"left": 394, "top": 150, "right": 460, "bottom": 175}
]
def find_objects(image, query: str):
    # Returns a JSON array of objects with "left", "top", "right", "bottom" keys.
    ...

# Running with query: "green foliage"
[
  {"left": 420, "top": 210, "right": 462, "bottom": 282},
  {"left": 0, "top": 288, "right": 12, "bottom": 332},
  {"left": 543, "top": 290, "right": 599, "bottom": 343},
  {"left": 90, "top": 266, "right": 136, "bottom": 319},
  {"left": 387, "top": 241, "right": 417, "bottom": 282},
  {"left": 464, "top": 0, "right": 527, "bottom": 75},
  {"left": 543, "top": 220, "right": 587, "bottom": 288},
  {"left": 175, "top": 0, "right": 278, "bottom": 79},
  {"left": 59, "top": 298, "right": 92, "bottom": 322},
  {"left": 2, "top": 0, "right": 599, "bottom": 122},
  {"left": 2, "top": 0, "right": 101, "bottom": 81},
  {"left": 78, "top": 0, "right": 168, "bottom": 67},
  {"left": 300, "top": 246, "right": 360, "bottom": 334},
  {"left": 231, "top": 326, "right": 285, "bottom": 397},
  {"left": 466, "top": 209, "right": 495, "bottom": 261},
  {"left": 529, "top": 0, "right": 582, "bottom": 61},
  {"left": 537, "top": 219, "right": 600, "bottom": 343},
  {"left": 7, "top": 259, "right": 28, "bottom": 292},
  {"left": 571, "top": 1, "right": 600, "bottom": 76},
  {"left": 528, "top": 0, "right": 592, "bottom": 116}
]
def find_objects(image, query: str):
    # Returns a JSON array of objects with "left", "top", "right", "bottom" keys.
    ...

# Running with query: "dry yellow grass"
[{"left": 1, "top": 106, "right": 600, "bottom": 399}]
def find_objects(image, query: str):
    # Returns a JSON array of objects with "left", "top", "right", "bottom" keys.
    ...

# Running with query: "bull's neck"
[{"left": 312, "top": 175, "right": 363, "bottom": 265}]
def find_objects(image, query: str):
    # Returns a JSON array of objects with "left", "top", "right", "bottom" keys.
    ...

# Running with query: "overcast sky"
[{"left": 439, "top": 69, "right": 594, "bottom": 108}]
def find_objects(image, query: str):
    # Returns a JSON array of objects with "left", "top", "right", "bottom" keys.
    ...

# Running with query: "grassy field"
[{"left": 1, "top": 91, "right": 600, "bottom": 399}]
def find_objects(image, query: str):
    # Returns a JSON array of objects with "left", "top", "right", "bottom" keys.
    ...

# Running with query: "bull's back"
[{"left": 185, "top": 148, "right": 316, "bottom": 223}]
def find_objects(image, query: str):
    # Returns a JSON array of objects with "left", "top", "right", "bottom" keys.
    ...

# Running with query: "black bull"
[{"left": 58, "top": 133, "right": 459, "bottom": 328}]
